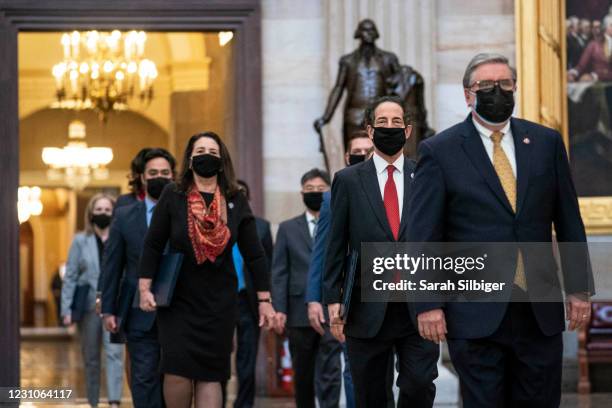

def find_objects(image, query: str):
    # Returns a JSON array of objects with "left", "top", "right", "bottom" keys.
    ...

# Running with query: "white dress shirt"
[
  {"left": 372, "top": 152, "right": 405, "bottom": 219},
  {"left": 472, "top": 117, "right": 517, "bottom": 177},
  {"left": 305, "top": 211, "right": 317, "bottom": 238}
]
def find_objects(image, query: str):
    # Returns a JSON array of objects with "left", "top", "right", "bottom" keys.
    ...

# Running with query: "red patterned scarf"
[{"left": 187, "top": 185, "right": 231, "bottom": 264}]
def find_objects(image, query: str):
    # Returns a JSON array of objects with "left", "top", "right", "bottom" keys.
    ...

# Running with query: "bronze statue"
[
  {"left": 314, "top": 19, "right": 434, "bottom": 161},
  {"left": 387, "top": 65, "right": 435, "bottom": 156}
]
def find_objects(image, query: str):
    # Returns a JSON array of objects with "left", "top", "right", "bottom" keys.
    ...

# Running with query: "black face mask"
[
  {"left": 348, "top": 154, "right": 366, "bottom": 166},
  {"left": 192, "top": 154, "right": 222, "bottom": 178},
  {"left": 146, "top": 177, "right": 171, "bottom": 200},
  {"left": 303, "top": 192, "right": 324, "bottom": 212},
  {"left": 373, "top": 127, "right": 406, "bottom": 156},
  {"left": 91, "top": 213, "right": 112, "bottom": 229},
  {"left": 474, "top": 85, "right": 515, "bottom": 124}
]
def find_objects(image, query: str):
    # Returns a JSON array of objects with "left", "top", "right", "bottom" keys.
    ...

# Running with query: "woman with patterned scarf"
[{"left": 138, "top": 132, "right": 275, "bottom": 408}]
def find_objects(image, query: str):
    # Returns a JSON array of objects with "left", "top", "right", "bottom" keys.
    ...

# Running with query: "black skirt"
[{"left": 157, "top": 255, "right": 238, "bottom": 381}]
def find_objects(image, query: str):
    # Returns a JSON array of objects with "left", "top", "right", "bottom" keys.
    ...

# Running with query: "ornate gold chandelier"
[{"left": 51, "top": 30, "right": 158, "bottom": 120}]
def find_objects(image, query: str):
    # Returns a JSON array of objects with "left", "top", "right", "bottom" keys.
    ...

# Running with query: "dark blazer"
[
  {"left": 115, "top": 192, "right": 140, "bottom": 209},
  {"left": 323, "top": 157, "right": 415, "bottom": 339},
  {"left": 242, "top": 217, "right": 273, "bottom": 320},
  {"left": 306, "top": 191, "right": 331, "bottom": 303},
  {"left": 408, "top": 115, "right": 593, "bottom": 339},
  {"left": 138, "top": 183, "right": 269, "bottom": 291},
  {"left": 101, "top": 200, "right": 156, "bottom": 333},
  {"left": 271, "top": 213, "right": 315, "bottom": 328}
]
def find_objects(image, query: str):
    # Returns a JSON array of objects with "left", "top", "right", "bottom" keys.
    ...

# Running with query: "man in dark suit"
[
  {"left": 101, "top": 148, "right": 176, "bottom": 408},
  {"left": 409, "top": 53, "right": 593, "bottom": 406},
  {"left": 272, "top": 168, "right": 342, "bottom": 408},
  {"left": 222, "top": 179, "right": 273, "bottom": 408},
  {"left": 323, "top": 96, "right": 439, "bottom": 408},
  {"left": 305, "top": 133, "right": 373, "bottom": 408}
]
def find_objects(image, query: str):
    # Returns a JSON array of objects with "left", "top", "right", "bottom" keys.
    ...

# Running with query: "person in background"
[
  {"left": 224, "top": 179, "right": 274, "bottom": 408},
  {"left": 101, "top": 148, "right": 176, "bottom": 408},
  {"left": 272, "top": 168, "right": 342, "bottom": 408},
  {"left": 62, "top": 193, "right": 124, "bottom": 408},
  {"left": 138, "top": 132, "right": 275, "bottom": 408},
  {"left": 116, "top": 148, "right": 152, "bottom": 208},
  {"left": 305, "top": 132, "right": 374, "bottom": 408}
]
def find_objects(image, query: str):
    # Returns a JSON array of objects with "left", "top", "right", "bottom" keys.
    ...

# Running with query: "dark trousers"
[
  {"left": 126, "top": 324, "right": 164, "bottom": 408},
  {"left": 448, "top": 302, "right": 563, "bottom": 408},
  {"left": 287, "top": 326, "right": 342, "bottom": 408},
  {"left": 235, "top": 291, "right": 260, "bottom": 408},
  {"left": 346, "top": 303, "right": 438, "bottom": 408}
]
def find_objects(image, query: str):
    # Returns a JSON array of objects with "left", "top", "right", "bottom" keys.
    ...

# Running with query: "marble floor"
[{"left": 17, "top": 337, "right": 612, "bottom": 407}]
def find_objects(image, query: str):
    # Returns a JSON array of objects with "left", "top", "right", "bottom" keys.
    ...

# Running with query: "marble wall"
[{"left": 261, "top": 0, "right": 516, "bottom": 225}]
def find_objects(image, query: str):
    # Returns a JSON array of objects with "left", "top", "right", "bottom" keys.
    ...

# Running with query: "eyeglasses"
[{"left": 469, "top": 79, "right": 515, "bottom": 92}]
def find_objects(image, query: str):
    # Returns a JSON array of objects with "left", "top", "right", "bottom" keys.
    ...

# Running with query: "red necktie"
[{"left": 384, "top": 165, "right": 400, "bottom": 241}]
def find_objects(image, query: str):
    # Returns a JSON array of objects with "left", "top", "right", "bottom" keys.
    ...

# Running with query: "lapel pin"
[
  {"left": 523, "top": 137, "right": 530, "bottom": 144},
  {"left": 410, "top": 172, "right": 415, "bottom": 179},
  {"left": 228, "top": 202, "right": 234, "bottom": 209}
]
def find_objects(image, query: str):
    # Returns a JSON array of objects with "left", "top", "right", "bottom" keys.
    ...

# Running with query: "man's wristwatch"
[{"left": 258, "top": 298, "right": 272, "bottom": 303}]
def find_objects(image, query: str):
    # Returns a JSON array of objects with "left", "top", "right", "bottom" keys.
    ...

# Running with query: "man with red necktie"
[{"left": 323, "top": 96, "right": 439, "bottom": 408}]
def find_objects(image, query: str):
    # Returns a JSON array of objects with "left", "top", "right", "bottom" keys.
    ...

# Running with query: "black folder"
[
  {"left": 70, "top": 284, "right": 91, "bottom": 322},
  {"left": 341, "top": 250, "right": 359, "bottom": 320},
  {"left": 152, "top": 252, "right": 184, "bottom": 307},
  {"left": 133, "top": 252, "right": 184, "bottom": 309}
]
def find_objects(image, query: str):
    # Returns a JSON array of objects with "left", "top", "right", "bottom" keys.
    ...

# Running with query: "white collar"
[
  {"left": 305, "top": 211, "right": 317, "bottom": 223},
  {"left": 373, "top": 151, "right": 404, "bottom": 174},
  {"left": 472, "top": 116, "right": 511, "bottom": 139}
]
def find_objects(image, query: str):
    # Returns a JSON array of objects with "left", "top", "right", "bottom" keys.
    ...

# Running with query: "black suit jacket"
[
  {"left": 243, "top": 217, "right": 273, "bottom": 320},
  {"left": 271, "top": 213, "right": 315, "bottom": 328},
  {"left": 323, "top": 157, "right": 415, "bottom": 339},
  {"left": 101, "top": 200, "right": 156, "bottom": 333},
  {"left": 408, "top": 115, "right": 593, "bottom": 338}
]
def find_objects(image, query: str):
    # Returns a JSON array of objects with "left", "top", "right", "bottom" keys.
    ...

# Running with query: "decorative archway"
[{"left": 0, "top": 0, "right": 262, "bottom": 389}]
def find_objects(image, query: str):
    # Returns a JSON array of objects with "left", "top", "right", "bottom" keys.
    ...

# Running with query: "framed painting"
[{"left": 515, "top": 0, "right": 612, "bottom": 234}]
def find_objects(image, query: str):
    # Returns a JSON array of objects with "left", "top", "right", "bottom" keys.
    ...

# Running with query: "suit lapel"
[
  {"left": 86, "top": 234, "right": 100, "bottom": 276},
  {"left": 137, "top": 201, "right": 148, "bottom": 237},
  {"left": 398, "top": 159, "right": 413, "bottom": 239},
  {"left": 461, "top": 117, "right": 514, "bottom": 214},
  {"left": 296, "top": 214, "right": 313, "bottom": 251},
  {"left": 511, "top": 119, "right": 532, "bottom": 216},
  {"left": 358, "top": 159, "right": 394, "bottom": 241}
]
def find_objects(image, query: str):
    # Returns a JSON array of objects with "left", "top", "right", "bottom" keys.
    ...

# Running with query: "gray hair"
[
  {"left": 462, "top": 53, "right": 517, "bottom": 89},
  {"left": 604, "top": 14, "right": 612, "bottom": 28}
]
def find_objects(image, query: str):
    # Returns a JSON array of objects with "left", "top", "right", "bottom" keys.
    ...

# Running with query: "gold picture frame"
[{"left": 515, "top": 0, "right": 612, "bottom": 235}]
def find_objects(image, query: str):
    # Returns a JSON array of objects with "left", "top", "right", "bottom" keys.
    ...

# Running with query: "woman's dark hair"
[
  {"left": 127, "top": 148, "right": 152, "bottom": 195},
  {"left": 237, "top": 179, "right": 250, "bottom": 201},
  {"left": 178, "top": 132, "right": 240, "bottom": 197}
]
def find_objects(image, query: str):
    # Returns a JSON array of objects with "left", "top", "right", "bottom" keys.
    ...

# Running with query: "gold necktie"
[{"left": 491, "top": 131, "right": 527, "bottom": 291}]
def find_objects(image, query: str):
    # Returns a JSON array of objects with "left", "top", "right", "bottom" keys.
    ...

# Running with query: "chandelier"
[
  {"left": 51, "top": 30, "right": 158, "bottom": 120},
  {"left": 41, "top": 120, "right": 113, "bottom": 190},
  {"left": 18, "top": 186, "right": 43, "bottom": 224}
]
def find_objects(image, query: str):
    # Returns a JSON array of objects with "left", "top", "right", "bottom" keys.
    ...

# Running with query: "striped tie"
[{"left": 491, "top": 131, "right": 527, "bottom": 291}]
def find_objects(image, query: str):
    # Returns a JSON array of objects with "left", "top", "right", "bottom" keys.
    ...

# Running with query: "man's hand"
[
  {"left": 327, "top": 303, "right": 345, "bottom": 343},
  {"left": 274, "top": 312, "right": 287, "bottom": 335},
  {"left": 566, "top": 293, "right": 591, "bottom": 331},
  {"left": 139, "top": 290, "right": 157, "bottom": 312},
  {"left": 104, "top": 315, "right": 118, "bottom": 333},
  {"left": 62, "top": 315, "right": 72, "bottom": 326},
  {"left": 308, "top": 302, "right": 326, "bottom": 336},
  {"left": 258, "top": 302, "right": 276, "bottom": 330},
  {"left": 417, "top": 308, "right": 447, "bottom": 344}
]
